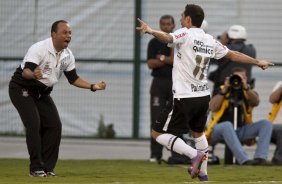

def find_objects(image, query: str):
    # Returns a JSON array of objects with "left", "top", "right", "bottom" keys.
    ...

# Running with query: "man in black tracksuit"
[
  {"left": 147, "top": 15, "right": 175, "bottom": 162},
  {"left": 9, "top": 20, "right": 106, "bottom": 177}
]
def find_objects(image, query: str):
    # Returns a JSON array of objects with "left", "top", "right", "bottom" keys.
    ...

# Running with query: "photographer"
[
  {"left": 209, "top": 25, "right": 256, "bottom": 96},
  {"left": 205, "top": 67, "right": 272, "bottom": 165}
]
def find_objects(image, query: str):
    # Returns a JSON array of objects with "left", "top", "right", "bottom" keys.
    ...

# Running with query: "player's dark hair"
[
  {"left": 160, "top": 15, "right": 175, "bottom": 25},
  {"left": 184, "top": 4, "right": 204, "bottom": 28},
  {"left": 51, "top": 20, "right": 68, "bottom": 34}
]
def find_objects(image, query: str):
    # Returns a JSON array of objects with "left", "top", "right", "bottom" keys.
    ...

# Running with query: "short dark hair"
[
  {"left": 160, "top": 15, "right": 175, "bottom": 25},
  {"left": 184, "top": 4, "right": 204, "bottom": 28},
  {"left": 51, "top": 20, "right": 68, "bottom": 34}
]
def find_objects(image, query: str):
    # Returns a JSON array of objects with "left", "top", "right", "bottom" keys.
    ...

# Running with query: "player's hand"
[
  {"left": 257, "top": 60, "right": 274, "bottom": 70},
  {"left": 33, "top": 67, "right": 43, "bottom": 79},
  {"left": 94, "top": 81, "right": 106, "bottom": 90},
  {"left": 136, "top": 18, "right": 153, "bottom": 35}
]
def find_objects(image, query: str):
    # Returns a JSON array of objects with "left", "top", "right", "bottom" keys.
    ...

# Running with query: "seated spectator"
[
  {"left": 268, "top": 81, "right": 282, "bottom": 165},
  {"left": 206, "top": 67, "right": 273, "bottom": 165}
]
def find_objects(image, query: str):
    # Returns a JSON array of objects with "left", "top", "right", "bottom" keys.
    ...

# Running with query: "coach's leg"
[
  {"left": 9, "top": 84, "right": 43, "bottom": 172},
  {"left": 37, "top": 95, "right": 62, "bottom": 173}
]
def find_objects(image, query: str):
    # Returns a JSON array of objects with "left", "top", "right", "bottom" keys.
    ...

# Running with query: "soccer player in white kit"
[{"left": 136, "top": 4, "right": 273, "bottom": 181}]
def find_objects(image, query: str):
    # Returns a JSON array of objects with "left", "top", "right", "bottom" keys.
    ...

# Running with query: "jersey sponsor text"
[
  {"left": 191, "top": 84, "right": 209, "bottom": 92},
  {"left": 193, "top": 40, "right": 213, "bottom": 54}
]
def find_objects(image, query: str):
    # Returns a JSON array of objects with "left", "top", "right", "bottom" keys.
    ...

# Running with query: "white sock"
[
  {"left": 156, "top": 133, "right": 197, "bottom": 159},
  {"left": 194, "top": 134, "right": 209, "bottom": 175}
]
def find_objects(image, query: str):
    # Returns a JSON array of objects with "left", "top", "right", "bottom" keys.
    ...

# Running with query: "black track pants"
[{"left": 9, "top": 82, "right": 61, "bottom": 172}]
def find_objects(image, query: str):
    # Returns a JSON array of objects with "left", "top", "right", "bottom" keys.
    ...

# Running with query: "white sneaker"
[
  {"left": 29, "top": 170, "right": 46, "bottom": 177},
  {"left": 149, "top": 158, "right": 157, "bottom": 162}
]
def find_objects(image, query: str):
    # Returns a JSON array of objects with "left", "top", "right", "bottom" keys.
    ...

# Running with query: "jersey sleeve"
[
  {"left": 23, "top": 44, "right": 42, "bottom": 65},
  {"left": 65, "top": 51, "right": 76, "bottom": 72},
  {"left": 213, "top": 40, "right": 229, "bottom": 59},
  {"left": 169, "top": 28, "right": 189, "bottom": 45}
]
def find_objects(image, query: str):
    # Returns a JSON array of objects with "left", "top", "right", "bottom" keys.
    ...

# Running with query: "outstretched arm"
[
  {"left": 225, "top": 50, "right": 274, "bottom": 70},
  {"left": 136, "top": 18, "right": 173, "bottom": 43}
]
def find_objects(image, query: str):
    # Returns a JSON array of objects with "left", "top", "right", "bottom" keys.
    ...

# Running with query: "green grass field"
[{"left": 0, "top": 159, "right": 282, "bottom": 184}]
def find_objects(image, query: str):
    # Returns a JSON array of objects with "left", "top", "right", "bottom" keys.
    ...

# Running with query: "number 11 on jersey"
[{"left": 193, "top": 55, "right": 210, "bottom": 80}]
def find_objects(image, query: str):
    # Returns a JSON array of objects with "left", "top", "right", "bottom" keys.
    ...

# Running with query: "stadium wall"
[{"left": 0, "top": 0, "right": 281, "bottom": 138}]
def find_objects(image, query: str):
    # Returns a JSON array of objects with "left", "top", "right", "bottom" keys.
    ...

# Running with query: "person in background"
[
  {"left": 8, "top": 20, "right": 106, "bottom": 177},
  {"left": 200, "top": 19, "right": 208, "bottom": 33},
  {"left": 147, "top": 15, "right": 175, "bottom": 163},
  {"left": 209, "top": 25, "right": 256, "bottom": 96},
  {"left": 268, "top": 81, "right": 282, "bottom": 165},
  {"left": 217, "top": 31, "right": 230, "bottom": 45},
  {"left": 136, "top": 3, "right": 273, "bottom": 181},
  {"left": 206, "top": 67, "right": 272, "bottom": 165}
]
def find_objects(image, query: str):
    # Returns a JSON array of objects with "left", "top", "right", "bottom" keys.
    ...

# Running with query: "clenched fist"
[
  {"left": 94, "top": 81, "right": 106, "bottom": 90},
  {"left": 33, "top": 67, "right": 43, "bottom": 79}
]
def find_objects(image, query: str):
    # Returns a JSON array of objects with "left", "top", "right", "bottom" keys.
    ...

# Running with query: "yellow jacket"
[
  {"left": 268, "top": 99, "right": 282, "bottom": 122},
  {"left": 205, "top": 90, "right": 253, "bottom": 141}
]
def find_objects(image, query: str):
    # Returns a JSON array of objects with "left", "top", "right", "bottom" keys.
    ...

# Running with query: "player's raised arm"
[
  {"left": 225, "top": 50, "right": 274, "bottom": 70},
  {"left": 136, "top": 18, "right": 173, "bottom": 43}
]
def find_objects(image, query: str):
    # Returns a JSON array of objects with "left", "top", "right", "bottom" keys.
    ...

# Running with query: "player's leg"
[
  {"left": 152, "top": 98, "right": 204, "bottom": 178},
  {"left": 37, "top": 95, "right": 62, "bottom": 175},
  {"left": 184, "top": 96, "right": 210, "bottom": 180},
  {"left": 152, "top": 130, "right": 198, "bottom": 158},
  {"left": 152, "top": 98, "right": 197, "bottom": 158}
]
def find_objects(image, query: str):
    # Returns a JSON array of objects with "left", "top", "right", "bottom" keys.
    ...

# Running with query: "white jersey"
[
  {"left": 21, "top": 38, "right": 75, "bottom": 87},
  {"left": 169, "top": 27, "right": 229, "bottom": 98}
]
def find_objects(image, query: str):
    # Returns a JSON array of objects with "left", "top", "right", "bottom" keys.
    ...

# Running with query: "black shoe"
[
  {"left": 242, "top": 159, "right": 256, "bottom": 165},
  {"left": 242, "top": 158, "right": 269, "bottom": 166},
  {"left": 272, "top": 158, "right": 282, "bottom": 165},
  {"left": 29, "top": 170, "right": 46, "bottom": 177},
  {"left": 253, "top": 158, "right": 269, "bottom": 165}
]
